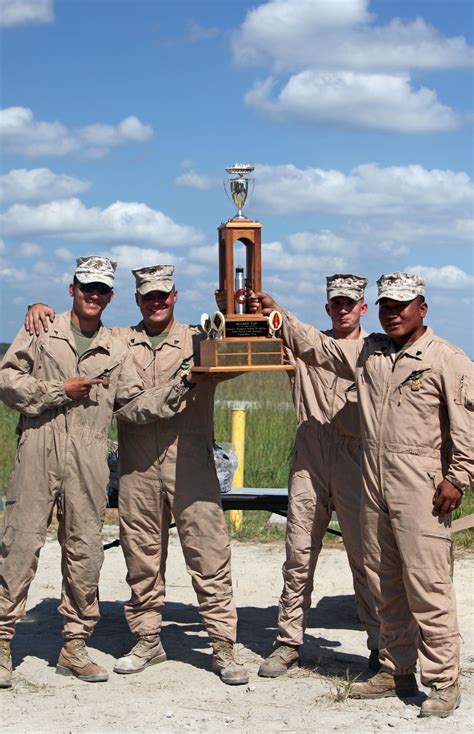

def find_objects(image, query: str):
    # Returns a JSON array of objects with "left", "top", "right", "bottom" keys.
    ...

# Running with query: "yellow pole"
[{"left": 229, "top": 408, "right": 245, "bottom": 531}]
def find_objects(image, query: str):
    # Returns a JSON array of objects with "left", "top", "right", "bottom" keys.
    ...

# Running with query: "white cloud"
[
  {"left": 0, "top": 107, "right": 153, "bottom": 158},
  {"left": 0, "top": 198, "right": 205, "bottom": 247},
  {"left": 0, "top": 266, "right": 28, "bottom": 283},
  {"left": 252, "top": 163, "right": 474, "bottom": 223},
  {"left": 245, "top": 71, "right": 459, "bottom": 133},
  {"left": 104, "top": 245, "right": 179, "bottom": 270},
  {"left": 232, "top": 0, "right": 472, "bottom": 133},
  {"left": 287, "top": 230, "right": 349, "bottom": 253},
  {"left": 262, "top": 239, "right": 347, "bottom": 274},
  {"left": 189, "top": 243, "right": 218, "bottom": 265},
  {"left": 0, "top": 0, "right": 53, "bottom": 27},
  {"left": 0, "top": 168, "right": 91, "bottom": 203},
  {"left": 19, "top": 242, "right": 42, "bottom": 257},
  {"left": 407, "top": 265, "right": 474, "bottom": 290},
  {"left": 233, "top": 0, "right": 474, "bottom": 71},
  {"left": 55, "top": 247, "right": 74, "bottom": 261},
  {"left": 174, "top": 169, "right": 218, "bottom": 190}
]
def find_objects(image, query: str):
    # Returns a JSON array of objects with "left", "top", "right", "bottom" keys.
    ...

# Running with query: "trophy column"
[{"left": 218, "top": 219, "right": 262, "bottom": 317}]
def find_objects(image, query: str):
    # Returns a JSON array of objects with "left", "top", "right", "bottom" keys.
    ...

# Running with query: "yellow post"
[{"left": 229, "top": 408, "right": 246, "bottom": 531}]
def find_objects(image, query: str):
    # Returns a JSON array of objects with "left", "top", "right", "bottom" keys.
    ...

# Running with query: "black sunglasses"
[{"left": 77, "top": 282, "right": 112, "bottom": 296}]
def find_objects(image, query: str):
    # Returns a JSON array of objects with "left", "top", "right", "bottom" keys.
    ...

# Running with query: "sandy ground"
[{"left": 1, "top": 527, "right": 473, "bottom": 734}]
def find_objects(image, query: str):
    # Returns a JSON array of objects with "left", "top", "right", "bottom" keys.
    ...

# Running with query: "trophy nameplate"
[{"left": 194, "top": 164, "right": 294, "bottom": 373}]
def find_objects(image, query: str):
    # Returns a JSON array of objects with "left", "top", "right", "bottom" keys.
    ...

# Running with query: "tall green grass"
[
  {"left": 214, "top": 371, "right": 295, "bottom": 488},
  {"left": 0, "top": 403, "right": 18, "bottom": 496},
  {"left": 0, "top": 372, "right": 472, "bottom": 549}
]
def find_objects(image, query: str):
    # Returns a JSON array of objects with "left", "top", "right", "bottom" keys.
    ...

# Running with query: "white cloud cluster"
[
  {"left": 252, "top": 162, "right": 473, "bottom": 223},
  {"left": 0, "top": 107, "right": 153, "bottom": 158},
  {"left": 0, "top": 199, "right": 205, "bottom": 247},
  {"left": 0, "top": 0, "right": 53, "bottom": 27},
  {"left": 0, "top": 168, "right": 91, "bottom": 203},
  {"left": 233, "top": 0, "right": 473, "bottom": 71},
  {"left": 245, "top": 72, "right": 459, "bottom": 133},
  {"left": 174, "top": 169, "right": 217, "bottom": 190},
  {"left": 232, "top": 0, "right": 473, "bottom": 132},
  {"left": 407, "top": 265, "right": 474, "bottom": 289},
  {"left": 19, "top": 241, "right": 42, "bottom": 257},
  {"left": 105, "top": 245, "right": 179, "bottom": 270}
]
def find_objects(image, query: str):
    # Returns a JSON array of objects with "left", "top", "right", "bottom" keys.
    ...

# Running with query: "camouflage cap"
[
  {"left": 132, "top": 265, "right": 175, "bottom": 295},
  {"left": 326, "top": 273, "right": 368, "bottom": 301},
  {"left": 75, "top": 256, "right": 117, "bottom": 288},
  {"left": 376, "top": 272, "right": 425, "bottom": 304}
]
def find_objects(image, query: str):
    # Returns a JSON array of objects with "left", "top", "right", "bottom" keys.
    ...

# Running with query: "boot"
[
  {"left": 420, "top": 681, "right": 461, "bottom": 718},
  {"left": 56, "top": 639, "right": 108, "bottom": 682},
  {"left": 114, "top": 634, "right": 167, "bottom": 675},
  {"left": 211, "top": 639, "right": 249, "bottom": 685},
  {"left": 258, "top": 643, "right": 299, "bottom": 678},
  {"left": 0, "top": 640, "right": 12, "bottom": 689},
  {"left": 368, "top": 649, "right": 381, "bottom": 672},
  {"left": 349, "top": 670, "right": 418, "bottom": 699}
]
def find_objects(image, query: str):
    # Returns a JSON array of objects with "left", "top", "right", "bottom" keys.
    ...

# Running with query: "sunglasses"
[{"left": 78, "top": 282, "right": 113, "bottom": 296}]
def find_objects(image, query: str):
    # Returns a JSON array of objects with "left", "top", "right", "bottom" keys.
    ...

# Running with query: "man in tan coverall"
[
  {"left": 25, "top": 264, "right": 248, "bottom": 685},
  {"left": 0, "top": 257, "right": 191, "bottom": 689},
  {"left": 250, "top": 272, "right": 472, "bottom": 717},
  {"left": 258, "top": 275, "right": 380, "bottom": 678}
]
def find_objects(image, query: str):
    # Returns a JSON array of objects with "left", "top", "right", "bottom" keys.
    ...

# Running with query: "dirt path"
[{"left": 1, "top": 528, "right": 473, "bottom": 733}]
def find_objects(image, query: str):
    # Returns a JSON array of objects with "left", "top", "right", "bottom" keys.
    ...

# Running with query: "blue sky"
[{"left": 1, "top": 0, "right": 473, "bottom": 353}]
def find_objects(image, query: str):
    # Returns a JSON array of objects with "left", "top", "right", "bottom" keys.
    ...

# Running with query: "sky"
[{"left": 0, "top": 0, "right": 473, "bottom": 354}]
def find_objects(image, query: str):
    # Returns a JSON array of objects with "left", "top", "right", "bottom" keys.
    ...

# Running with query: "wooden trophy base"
[{"left": 194, "top": 315, "right": 294, "bottom": 373}]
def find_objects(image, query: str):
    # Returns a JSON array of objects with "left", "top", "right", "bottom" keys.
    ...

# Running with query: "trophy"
[
  {"left": 224, "top": 164, "right": 254, "bottom": 219},
  {"left": 193, "top": 164, "right": 293, "bottom": 373}
]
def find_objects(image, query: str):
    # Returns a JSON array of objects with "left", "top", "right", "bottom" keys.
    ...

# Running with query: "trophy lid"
[{"left": 225, "top": 163, "right": 254, "bottom": 177}]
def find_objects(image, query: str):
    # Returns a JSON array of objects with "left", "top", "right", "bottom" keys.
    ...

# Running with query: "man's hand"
[
  {"left": 432, "top": 478, "right": 463, "bottom": 516},
  {"left": 247, "top": 290, "right": 281, "bottom": 317},
  {"left": 25, "top": 303, "right": 55, "bottom": 336},
  {"left": 64, "top": 377, "right": 103, "bottom": 400}
]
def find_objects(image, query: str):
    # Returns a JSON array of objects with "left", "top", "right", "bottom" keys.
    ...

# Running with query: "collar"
[
  {"left": 49, "top": 311, "right": 112, "bottom": 353},
  {"left": 129, "top": 319, "right": 185, "bottom": 349},
  {"left": 372, "top": 326, "right": 433, "bottom": 361}
]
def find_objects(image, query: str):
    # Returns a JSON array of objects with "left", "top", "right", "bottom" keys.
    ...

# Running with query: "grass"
[
  {"left": 0, "top": 403, "right": 18, "bottom": 496},
  {"left": 0, "top": 371, "right": 472, "bottom": 549}
]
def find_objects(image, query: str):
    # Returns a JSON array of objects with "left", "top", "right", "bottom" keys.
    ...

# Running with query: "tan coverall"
[
  {"left": 278, "top": 335, "right": 380, "bottom": 649},
  {"left": 282, "top": 311, "right": 473, "bottom": 688},
  {"left": 113, "top": 319, "right": 237, "bottom": 643},
  {"left": 0, "top": 312, "right": 185, "bottom": 640}
]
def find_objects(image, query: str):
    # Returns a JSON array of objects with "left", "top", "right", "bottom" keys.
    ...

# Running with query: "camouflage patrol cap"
[
  {"left": 132, "top": 265, "right": 175, "bottom": 295},
  {"left": 326, "top": 273, "right": 368, "bottom": 301},
  {"left": 376, "top": 272, "right": 425, "bottom": 304},
  {"left": 75, "top": 256, "right": 117, "bottom": 288}
]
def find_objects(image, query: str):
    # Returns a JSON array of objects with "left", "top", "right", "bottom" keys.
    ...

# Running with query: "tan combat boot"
[
  {"left": 211, "top": 639, "right": 249, "bottom": 685},
  {"left": 258, "top": 643, "right": 299, "bottom": 678},
  {"left": 349, "top": 670, "right": 418, "bottom": 699},
  {"left": 56, "top": 639, "right": 108, "bottom": 682},
  {"left": 420, "top": 681, "right": 461, "bottom": 718},
  {"left": 0, "top": 640, "right": 13, "bottom": 688},
  {"left": 114, "top": 634, "right": 167, "bottom": 674}
]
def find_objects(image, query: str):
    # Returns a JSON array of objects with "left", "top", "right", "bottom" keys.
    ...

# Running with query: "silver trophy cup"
[{"left": 224, "top": 163, "right": 254, "bottom": 219}]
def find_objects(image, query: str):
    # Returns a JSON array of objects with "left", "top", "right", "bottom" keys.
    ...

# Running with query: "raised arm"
[{"left": 247, "top": 290, "right": 359, "bottom": 380}]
